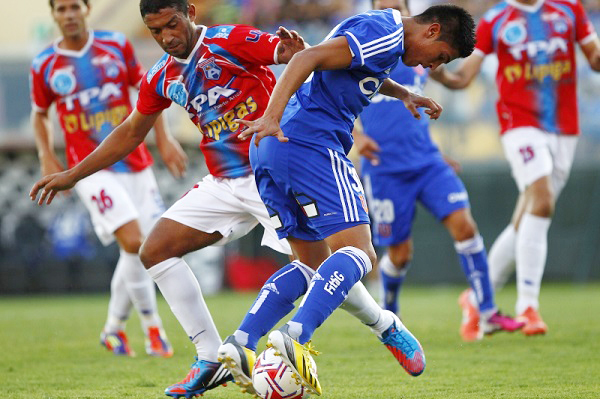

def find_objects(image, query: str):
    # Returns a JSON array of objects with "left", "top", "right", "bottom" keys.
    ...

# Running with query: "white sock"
[
  {"left": 119, "top": 250, "right": 162, "bottom": 330},
  {"left": 104, "top": 255, "right": 132, "bottom": 333},
  {"left": 515, "top": 214, "right": 551, "bottom": 315},
  {"left": 488, "top": 224, "right": 517, "bottom": 292},
  {"left": 147, "top": 257, "right": 222, "bottom": 361},
  {"left": 340, "top": 281, "right": 393, "bottom": 337},
  {"left": 379, "top": 254, "right": 407, "bottom": 278}
]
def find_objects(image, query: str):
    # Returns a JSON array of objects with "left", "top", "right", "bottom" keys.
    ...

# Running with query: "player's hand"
[
  {"left": 30, "top": 170, "right": 77, "bottom": 206},
  {"left": 236, "top": 115, "right": 288, "bottom": 147},
  {"left": 354, "top": 132, "right": 381, "bottom": 166},
  {"left": 40, "top": 155, "right": 71, "bottom": 196},
  {"left": 276, "top": 26, "right": 307, "bottom": 63},
  {"left": 157, "top": 136, "right": 188, "bottom": 179},
  {"left": 402, "top": 92, "right": 443, "bottom": 120}
]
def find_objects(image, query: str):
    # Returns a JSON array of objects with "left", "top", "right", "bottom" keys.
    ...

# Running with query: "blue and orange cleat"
[
  {"left": 100, "top": 330, "right": 135, "bottom": 357},
  {"left": 146, "top": 326, "right": 174, "bottom": 358},
  {"left": 377, "top": 311, "right": 426, "bottom": 376},
  {"left": 165, "top": 358, "right": 232, "bottom": 398}
]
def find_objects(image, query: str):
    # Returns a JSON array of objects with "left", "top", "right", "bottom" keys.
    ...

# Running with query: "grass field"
[{"left": 1, "top": 283, "right": 599, "bottom": 398}]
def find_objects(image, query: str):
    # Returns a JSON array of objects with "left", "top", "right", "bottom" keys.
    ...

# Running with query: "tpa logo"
[
  {"left": 508, "top": 37, "right": 568, "bottom": 60},
  {"left": 51, "top": 67, "right": 76, "bottom": 96},
  {"left": 189, "top": 76, "right": 238, "bottom": 111},
  {"left": 198, "top": 58, "right": 222, "bottom": 80},
  {"left": 62, "top": 82, "right": 123, "bottom": 111}
]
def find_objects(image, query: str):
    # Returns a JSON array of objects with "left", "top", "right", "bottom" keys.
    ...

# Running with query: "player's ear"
[
  {"left": 188, "top": 3, "right": 196, "bottom": 23},
  {"left": 426, "top": 23, "right": 441, "bottom": 40}
]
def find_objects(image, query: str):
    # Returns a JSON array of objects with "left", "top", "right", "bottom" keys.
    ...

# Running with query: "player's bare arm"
[
  {"left": 31, "top": 109, "right": 66, "bottom": 177},
  {"left": 30, "top": 109, "right": 159, "bottom": 205},
  {"left": 153, "top": 112, "right": 188, "bottom": 179},
  {"left": 379, "top": 78, "right": 443, "bottom": 120},
  {"left": 237, "top": 36, "right": 353, "bottom": 145},
  {"left": 580, "top": 37, "right": 600, "bottom": 72},
  {"left": 352, "top": 118, "right": 381, "bottom": 166},
  {"left": 429, "top": 52, "right": 484, "bottom": 90}
]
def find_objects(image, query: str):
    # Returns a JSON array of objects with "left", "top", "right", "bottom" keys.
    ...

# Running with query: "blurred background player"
[
  {"left": 30, "top": 0, "right": 308, "bottom": 397},
  {"left": 30, "top": 0, "right": 188, "bottom": 356},
  {"left": 354, "top": 0, "right": 524, "bottom": 342},
  {"left": 436, "top": 0, "right": 600, "bottom": 336},
  {"left": 230, "top": 4, "right": 475, "bottom": 395}
]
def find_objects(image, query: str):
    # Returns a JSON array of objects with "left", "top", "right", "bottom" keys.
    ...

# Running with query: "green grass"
[{"left": 1, "top": 284, "right": 599, "bottom": 398}]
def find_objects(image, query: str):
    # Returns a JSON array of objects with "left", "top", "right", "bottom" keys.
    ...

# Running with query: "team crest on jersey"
[
  {"left": 50, "top": 67, "right": 76, "bottom": 95},
  {"left": 198, "top": 58, "right": 222, "bottom": 80},
  {"left": 502, "top": 21, "right": 527, "bottom": 46},
  {"left": 167, "top": 80, "right": 189, "bottom": 106},
  {"left": 92, "top": 55, "right": 120, "bottom": 78},
  {"left": 552, "top": 18, "right": 568, "bottom": 34}
]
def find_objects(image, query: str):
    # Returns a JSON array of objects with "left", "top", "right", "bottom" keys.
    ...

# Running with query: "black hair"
[
  {"left": 139, "top": 0, "right": 188, "bottom": 17},
  {"left": 49, "top": 0, "right": 89, "bottom": 9},
  {"left": 414, "top": 4, "right": 475, "bottom": 58}
]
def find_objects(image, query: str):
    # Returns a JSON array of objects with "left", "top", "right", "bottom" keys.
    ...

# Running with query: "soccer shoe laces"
[
  {"left": 303, "top": 341, "right": 321, "bottom": 356},
  {"left": 381, "top": 327, "right": 418, "bottom": 357}
]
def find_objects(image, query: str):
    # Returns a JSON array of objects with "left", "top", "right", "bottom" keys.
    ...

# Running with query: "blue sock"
[
  {"left": 378, "top": 253, "right": 409, "bottom": 314},
  {"left": 289, "top": 246, "right": 372, "bottom": 344},
  {"left": 455, "top": 235, "right": 495, "bottom": 314},
  {"left": 235, "top": 261, "right": 314, "bottom": 351}
]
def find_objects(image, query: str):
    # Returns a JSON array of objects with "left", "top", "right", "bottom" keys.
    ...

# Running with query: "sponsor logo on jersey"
[
  {"left": 212, "top": 26, "right": 234, "bottom": 39},
  {"left": 324, "top": 271, "right": 345, "bottom": 295},
  {"left": 359, "top": 76, "right": 383, "bottom": 99},
  {"left": 448, "top": 191, "right": 468, "bottom": 203},
  {"left": 62, "top": 82, "right": 123, "bottom": 111},
  {"left": 508, "top": 37, "right": 568, "bottom": 60},
  {"left": 198, "top": 57, "right": 222, "bottom": 80},
  {"left": 147, "top": 59, "right": 167, "bottom": 83},
  {"left": 189, "top": 76, "right": 239, "bottom": 112},
  {"left": 51, "top": 67, "right": 76, "bottom": 96},
  {"left": 167, "top": 80, "right": 189, "bottom": 107}
]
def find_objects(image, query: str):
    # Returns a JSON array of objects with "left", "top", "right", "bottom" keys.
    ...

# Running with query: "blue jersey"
[
  {"left": 359, "top": 63, "right": 442, "bottom": 175},
  {"left": 280, "top": 8, "right": 405, "bottom": 155}
]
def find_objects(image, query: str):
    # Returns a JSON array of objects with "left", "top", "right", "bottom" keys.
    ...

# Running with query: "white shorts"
[
  {"left": 501, "top": 127, "right": 578, "bottom": 195},
  {"left": 75, "top": 167, "right": 165, "bottom": 246},
  {"left": 161, "top": 174, "right": 292, "bottom": 255}
]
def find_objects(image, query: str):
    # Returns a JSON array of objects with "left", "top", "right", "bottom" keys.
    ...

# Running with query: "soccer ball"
[{"left": 252, "top": 347, "right": 308, "bottom": 399}]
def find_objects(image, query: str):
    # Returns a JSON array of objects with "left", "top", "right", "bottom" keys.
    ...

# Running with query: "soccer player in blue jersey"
[
  {"left": 354, "top": 0, "right": 524, "bottom": 343},
  {"left": 219, "top": 4, "right": 476, "bottom": 395}
]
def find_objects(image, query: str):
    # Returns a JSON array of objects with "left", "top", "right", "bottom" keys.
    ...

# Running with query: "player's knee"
[
  {"left": 530, "top": 196, "right": 554, "bottom": 218},
  {"left": 388, "top": 248, "right": 412, "bottom": 269},
  {"left": 453, "top": 220, "right": 477, "bottom": 242},
  {"left": 139, "top": 240, "right": 161, "bottom": 269},
  {"left": 118, "top": 236, "right": 143, "bottom": 255}
]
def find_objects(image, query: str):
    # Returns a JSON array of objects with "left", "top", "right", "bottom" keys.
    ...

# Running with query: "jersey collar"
[
  {"left": 53, "top": 29, "right": 94, "bottom": 57},
  {"left": 173, "top": 25, "right": 207, "bottom": 64},
  {"left": 506, "top": 0, "right": 544, "bottom": 13}
]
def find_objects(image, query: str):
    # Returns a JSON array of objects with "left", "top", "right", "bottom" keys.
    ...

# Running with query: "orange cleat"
[
  {"left": 517, "top": 307, "right": 548, "bottom": 336},
  {"left": 146, "top": 326, "right": 174, "bottom": 358},
  {"left": 458, "top": 289, "right": 482, "bottom": 341}
]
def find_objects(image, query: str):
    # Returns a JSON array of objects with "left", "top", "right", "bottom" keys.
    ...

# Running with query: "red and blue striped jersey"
[
  {"left": 137, "top": 25, "right": 280, "bottom": 178},
  {"left": 30, "top": 30, "right": 153, "bottom": 172},
  {"left": 475, "top": 0, "right": 596, "bottom": 135}
]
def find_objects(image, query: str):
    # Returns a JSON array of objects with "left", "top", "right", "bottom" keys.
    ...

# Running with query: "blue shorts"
[
  {"left": 250, "top": 137, "right": 370, "bottom": 241},
  {"left": 363, "top": 158, "right": 469, "bottom": 246}
]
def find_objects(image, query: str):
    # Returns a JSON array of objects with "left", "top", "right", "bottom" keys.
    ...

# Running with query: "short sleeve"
[
  {"left": 122, "top": 39, "right": 146, "bottom": 88},
  {"left": 332, "top": 10, "right": 404, "bottom": 74},
  {"left": 206, "top": 25, "right": 280, "bottom": 66},
  {"left": 136, "top": 72, "right": 171, "bottom": 115},
  {"left": 574, "top": 0, "right": 597, "bottom": 45},
  {"left": 29, "top": 63, "right": 54, "bottom": 111},
  {"left": 474, "top": 18, "right": 494, "bottom": 56}
]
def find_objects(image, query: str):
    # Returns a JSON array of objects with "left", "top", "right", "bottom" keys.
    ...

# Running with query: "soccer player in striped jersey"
[
  {"left": 435, "top": 0, "right": 600, "bottom": 337},
  {"left": 355, "top": 0, "right": 524, "bottom": 342},
  {"left": 229, "top": 5, "right": 475, "bottom": 395},
  {"left": 30, "top": 0, "right": 188, "bottom": 358}
]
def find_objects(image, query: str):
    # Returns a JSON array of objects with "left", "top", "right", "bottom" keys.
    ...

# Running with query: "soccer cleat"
[
  {"left": 217, "top": 335, "right": 257, "bottom": 395},
  {"left": 377, "top": 311, "right": 426, "bottom": 376},
  {"left": 458, "top": 289, "right": 483, "bottom": 341},
  {"left": 517, "top": 306, "right": 548, "bottom": 336},
  {"left": 482, "top": 311, "right": 525, "bottom": 335},
  {"left": 267, "top": 328, "right": 322, "bottom": 396},
  {"left": 164, "top": 358, "right": 233, "bottom": 399},
  {"left": 146, "top": 326, "right": 174, "bottom": 358},
  {"left": 100, "top": 330, "right": 135, "bottom": 356}
]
